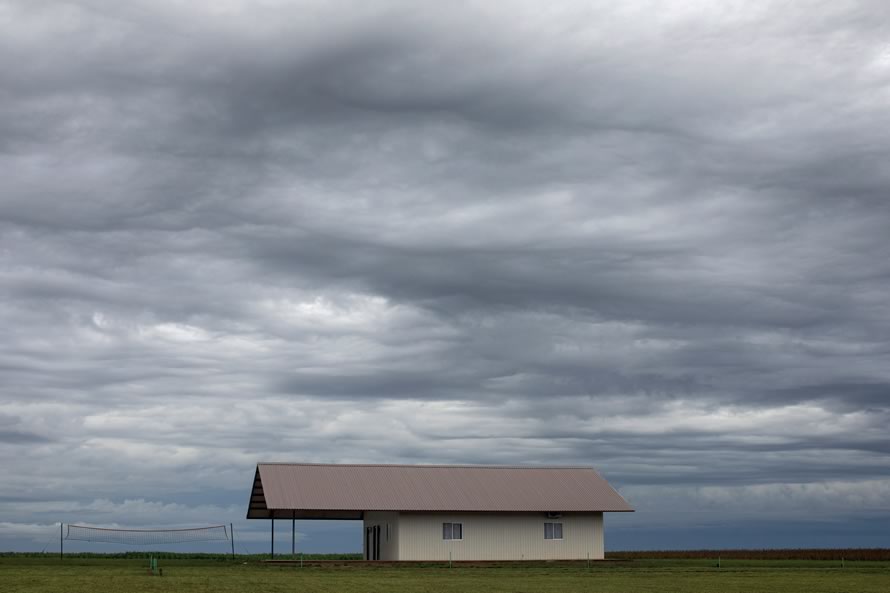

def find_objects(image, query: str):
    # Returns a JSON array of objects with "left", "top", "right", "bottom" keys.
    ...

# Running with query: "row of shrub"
[
  {"left": 606, "top": 549, "right": 890, "bottom": 561},
  {"left": 0, "top": 552, "right": 363, "bottom": 560}
]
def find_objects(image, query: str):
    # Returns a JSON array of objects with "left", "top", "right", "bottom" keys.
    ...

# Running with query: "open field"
[{"left": 2, "top": 556, "right": 889, "bottom": 593}]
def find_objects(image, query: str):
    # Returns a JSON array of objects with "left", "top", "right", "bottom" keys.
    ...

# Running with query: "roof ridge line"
[{"left": 257, "top": 462, "right": 596, "bottom": 470}]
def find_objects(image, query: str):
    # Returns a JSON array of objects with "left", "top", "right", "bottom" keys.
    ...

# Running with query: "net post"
[
  {"left": 60, "top": 522, "right": 63, "bottom": 560},
  {"left": 271, "top": 517, "right": 274, "bottom": 559},
  {"left": 291, "top": 516, "right": 295, "bottom": 556},
  {"left": 230, "top": 523, "right": 235, "bottom": 561}
]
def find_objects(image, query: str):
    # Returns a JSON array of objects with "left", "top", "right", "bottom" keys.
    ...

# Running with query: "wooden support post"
[{"left": 271, "top": 518, "right": 274, "bottom": 558}]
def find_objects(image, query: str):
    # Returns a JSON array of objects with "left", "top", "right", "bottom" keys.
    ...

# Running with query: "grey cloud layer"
[{"left": 1, "top": 0, "right": 889, "bottom": 549}]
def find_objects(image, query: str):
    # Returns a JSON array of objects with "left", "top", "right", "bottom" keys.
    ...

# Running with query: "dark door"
[{"left": 366, "top": 526, "right": 381, "bottom": 561}]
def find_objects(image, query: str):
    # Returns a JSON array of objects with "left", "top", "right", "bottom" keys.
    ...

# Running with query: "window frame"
[
  {"left": 442, "top": 522, "right": 463, "bottom": 541},
  {"left": 544, "top": 521, "right": 564, "bottom": 540}
]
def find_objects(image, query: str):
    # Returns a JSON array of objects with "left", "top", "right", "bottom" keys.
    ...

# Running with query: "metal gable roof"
[{"left": 247, "top": 463, "right": 633, "bottom": 519}]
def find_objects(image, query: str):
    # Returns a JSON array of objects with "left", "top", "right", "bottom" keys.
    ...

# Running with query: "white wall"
[
  {"left": 397, "top": 512, "right": 603, "bottom": 561},
  {"left": 363, "top": 511, "right": 400, "bottom": 561}
]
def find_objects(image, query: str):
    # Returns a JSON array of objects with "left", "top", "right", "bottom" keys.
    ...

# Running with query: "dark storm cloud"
[
  {"left": 1, "top": 0, "right": 889, "bottom": 550},
  {"left": 0, "top": 430, "right": 52, "bottom": 445},
  {"left": 0, "top": 414, "right": 51, "bottom": 444}
]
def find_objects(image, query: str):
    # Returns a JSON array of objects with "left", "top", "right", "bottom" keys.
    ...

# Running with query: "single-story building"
[{"left": 247, "top": 463, "right": 632, "bottom": 561}]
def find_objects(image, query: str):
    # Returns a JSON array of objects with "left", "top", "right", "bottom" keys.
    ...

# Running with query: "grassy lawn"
[{"left": 2, "top": 557, "right": 889, "bottom": 593}]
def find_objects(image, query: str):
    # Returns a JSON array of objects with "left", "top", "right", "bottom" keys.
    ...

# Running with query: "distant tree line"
[{"left": 607, "top": 549, "right": 890, "bottom": 561}]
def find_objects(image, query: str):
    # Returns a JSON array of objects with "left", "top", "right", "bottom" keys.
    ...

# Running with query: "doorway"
[{"left": 365, "top": 525, "right": 381, "bottom": 560}]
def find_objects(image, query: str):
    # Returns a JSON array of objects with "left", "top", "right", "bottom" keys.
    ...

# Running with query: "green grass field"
[{"left": 2, "top": 557, "right": 889, "bottom": 593}]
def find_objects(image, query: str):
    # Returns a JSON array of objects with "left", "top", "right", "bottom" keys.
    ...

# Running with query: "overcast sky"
[{"left": 2, "top": 0, "right": 889, "bottom": 553}]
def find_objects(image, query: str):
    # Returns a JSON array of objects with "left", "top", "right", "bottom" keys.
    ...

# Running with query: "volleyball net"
[{"left": 64, "top": 523, "right": 231, "bottom": 547}]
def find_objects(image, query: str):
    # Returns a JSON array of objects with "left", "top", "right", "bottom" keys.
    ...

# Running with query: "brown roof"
[{"left": 247, "top": 463, "right": 633, "bottom": 519}]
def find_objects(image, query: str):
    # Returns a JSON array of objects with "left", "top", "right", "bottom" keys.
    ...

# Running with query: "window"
[
  {"left": 544, "top": 522, "right": 563, "bottom": 540},
  {"left": 442, "top": 522, "right": 463, "bottom": 540}
]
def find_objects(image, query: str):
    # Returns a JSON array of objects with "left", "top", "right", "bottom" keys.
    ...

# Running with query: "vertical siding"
[
  {"left": 363, "top": 511, "right": 400, "bottom": 560},
  {"left": 397, "top": 512, "right": 604, "bottom": 561},
  {"left": 593, "top": 512, "right": 604, "bottom": 559}
]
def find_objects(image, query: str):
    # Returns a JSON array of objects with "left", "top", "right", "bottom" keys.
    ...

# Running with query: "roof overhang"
[{"left": 247, "top": 467, "right": 365, "bottom": 520}]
